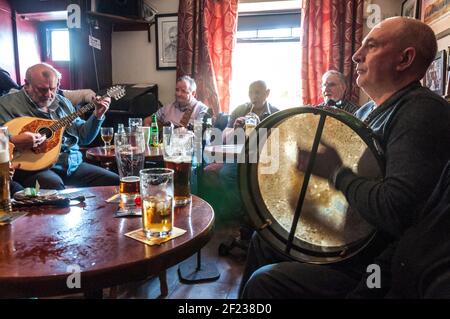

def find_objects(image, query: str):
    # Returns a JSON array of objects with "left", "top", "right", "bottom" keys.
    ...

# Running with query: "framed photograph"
[
  {"left": 155, "top": 14, "right": 178, "bottom": 70},
  {"left": 446, "top": 46, "right": 450, "bottom": 97},
  {"left": 424, "top": 50, "right": 447, "bottom": 96},
  {"left": 421, "top": 0, "right": 450, "bottom": 25},
  {"left": 401, "top": 0, "right": 419, "bottom": 18}
]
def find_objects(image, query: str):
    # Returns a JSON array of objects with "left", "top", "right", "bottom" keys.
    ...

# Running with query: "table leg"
[{"left": 159, "top": 270, "right": 168, "bottom": 297}]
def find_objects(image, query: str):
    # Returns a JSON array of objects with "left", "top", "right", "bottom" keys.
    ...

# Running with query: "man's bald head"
[
  {"left": 25, "top": 63, "right": 61, "bottom": 86},
  {"left": 249, "top": 80, "right": 270, "bottom": 108},
  {"left": 380, "top": 17, "right": 437, "bottom": 78}
]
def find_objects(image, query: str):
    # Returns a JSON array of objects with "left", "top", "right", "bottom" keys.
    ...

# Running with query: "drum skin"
[{"left": 239, "top": 106, "right": 385, "bottom": 264}]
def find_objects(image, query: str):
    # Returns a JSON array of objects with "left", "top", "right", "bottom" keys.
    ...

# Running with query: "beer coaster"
[
  {"left": 125, "top": 227, "right": 186, "bottom": 246},
  {"left": 0, "top": 211, "right": 28, "bottom": 226},
  {"left": 105, "top": 193, "right": 121, "bottom": 203},
  {"left": 114, "top": 206, "right": 141, "bottom": 217}
]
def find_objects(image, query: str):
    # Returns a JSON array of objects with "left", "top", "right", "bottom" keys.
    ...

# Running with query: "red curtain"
[
  {"left": 177, "top": 0, "right": 238, "bottom": 115},
  {"left": 301, "top": 0, "right": 364, "bottom": 105}
]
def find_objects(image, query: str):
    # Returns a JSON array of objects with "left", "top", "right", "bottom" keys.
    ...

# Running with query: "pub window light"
[{"left": 51, "top": 29, "right": 70, "bottom": 61}]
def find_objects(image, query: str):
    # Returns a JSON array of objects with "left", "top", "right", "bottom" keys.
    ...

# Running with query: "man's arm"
[
  {"left": 63, "top": 96, "right": 108, "bottom": 145},
  {"left": 335, "top": 99, "right": 450, "bottom": 237}
]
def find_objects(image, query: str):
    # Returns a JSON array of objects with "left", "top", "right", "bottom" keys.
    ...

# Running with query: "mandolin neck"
[{"left": 48, "top": 91, "right": 112, "bottom": 132}]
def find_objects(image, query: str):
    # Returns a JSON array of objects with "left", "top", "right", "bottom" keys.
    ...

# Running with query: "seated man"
[
  {"left": 319, "top": 70, "right": 359, "bottom": 114},
  {"left": 143, "top": 75, "right": 209, "bottom": 128},
  {"left": 222, "top": 80, "right": 278, "bottom": 143},
  {"left": 0, "top": 63, "right": 119, "bottom": 190},
  {"left": 239, "top": 17, "right": 450, "bottom": 298},
  {"left": 202, "top": 81, "right": 279, "bottom": 221}
]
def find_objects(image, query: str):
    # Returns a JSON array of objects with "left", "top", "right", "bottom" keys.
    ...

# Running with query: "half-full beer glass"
[
  {"left": 163, "top": 131, "right": 194, "bottom": 206},
  {"left": 140, "top": 168, "right": 174, "bottom": 238},
  {"left": 0, "top": 127, "right": 11, "bottom": 217},
  {"left": 115, "top": 129, "right": 145, "bottom": 206}
]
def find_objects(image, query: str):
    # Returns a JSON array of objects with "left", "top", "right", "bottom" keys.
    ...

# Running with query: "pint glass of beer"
[
  {"left": 163, "top": 131, "right": 194, "bottom": 206},
  {"left": 140, "top": 168, "right": 174, "bottom": 238},
  {"left": 0, "top": 127, "right": 11, "bottom": 217},
  {"left": 115, "top": 129, "right": 145, "bottom": 206}
]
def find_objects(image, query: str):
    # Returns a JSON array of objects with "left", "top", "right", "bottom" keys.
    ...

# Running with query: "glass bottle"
[
  {"left": 117, "top": 123, "right": 125, "bottom": 134},
  {"left": 150, "top": 114, "right": 159, "bottom": 147}
]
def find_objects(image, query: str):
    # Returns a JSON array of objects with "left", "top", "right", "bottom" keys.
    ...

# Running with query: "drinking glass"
[
  {"left": 0, "top": 127, "right": 11, "bottom": 216},
  {"left": 100, "top": 127, "right": 114, "bottom": 149},
  {"left": 163, "top": 131, "right": 194, "bottom": 206},
  {"left": 245, "top": 113, "right": 259, "bottom": 136},
  {"left": 128, "top": 118, "right": 143, "bottom": 131},
  {"left": 114, "top": 129, "right": 145, "bottom": 206},
  {"left": 140, "top": 168, "right": 174, "bottom": 238}
]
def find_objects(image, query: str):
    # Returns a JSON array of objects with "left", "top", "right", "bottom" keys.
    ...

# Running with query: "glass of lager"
[
  {"left": 163, "top": 131, "right": 194, "bottom": 206},
  {"left": 245, "top": 112, "right": 259, "bottom": 136},
  {"left": 115, "top": 128, "right": 145, "bottom": 206},
  {"left": 140, "top": 168, "right": 174, "bottom": 238},
  {"left": 0, "top": 127, "right": 11, "bottom": 217}
]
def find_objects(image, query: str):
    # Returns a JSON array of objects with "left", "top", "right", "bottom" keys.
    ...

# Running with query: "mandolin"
[{"left": 5, "top": 86, "right": 125, "bottom": 171}]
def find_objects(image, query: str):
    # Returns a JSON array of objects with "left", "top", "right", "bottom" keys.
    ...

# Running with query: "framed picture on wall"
[
  {"left": 424, "top": 50, "right": 447, "bottom": 96},
  {"left": 446, "top": 46, "right": 450, "bottom": 97},
  {"left": 401, "top": 0, "right": 420, "bottom": 19},
  {"left": 421, "top": 0, "right": 450, "bottom": 25},
  {"left": 155, "top": 14, "right": 178, "bottom": 70}
]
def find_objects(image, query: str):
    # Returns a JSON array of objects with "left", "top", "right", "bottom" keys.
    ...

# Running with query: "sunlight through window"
[{"left": 51, "top": 29, "right": 70, "bottom": 61}]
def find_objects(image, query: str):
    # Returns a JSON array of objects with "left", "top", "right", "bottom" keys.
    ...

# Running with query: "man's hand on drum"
[{"left": 297, "top": 141, "right": 343, "bottom": 180}]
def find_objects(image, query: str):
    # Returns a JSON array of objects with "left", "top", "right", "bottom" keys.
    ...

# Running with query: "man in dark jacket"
[{"left": 240, "top": 17, "right": 450, "bottom": 298}]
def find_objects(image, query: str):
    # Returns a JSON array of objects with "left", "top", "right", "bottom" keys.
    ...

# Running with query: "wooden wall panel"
[
  {"left": 0, "top": 0, "right": 17, "bottom": 82},
  {"left": 15, "top": 13, "right": 41, "bottom": 84}
]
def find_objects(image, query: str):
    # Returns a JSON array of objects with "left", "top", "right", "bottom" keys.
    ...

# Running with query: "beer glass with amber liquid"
[
  {"left": 140, "top": 168, "right": 174, "bottom": 238},
  {"left": 0, "top": 127, "right": 11, "bottom": 217},
  {"left": 115, "top": 129, "right": 145, "bottom": 206},
  {"left": 245, "top": 112, "right": 259, "bottom": 136},
  {"left": 163, "top": 131, "right": 194, "bottom": 206}
]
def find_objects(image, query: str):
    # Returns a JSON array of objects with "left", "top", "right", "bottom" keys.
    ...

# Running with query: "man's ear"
[
  {"left": 191, "top": 90, "right": 197, "bottom": 97},
  {"left": 397, "top": 47, "right": 415, "bottom": 71},
  {"left": 266, "top": 89, "right": 270, "bottom": 97}
]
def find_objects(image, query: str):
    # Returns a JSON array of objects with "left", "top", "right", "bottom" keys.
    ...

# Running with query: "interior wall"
[
  {"left": 0, "top": 0, "right": 17, "bottom": 81},
  {"left": 111, "top": 0, "right": 179, "bottom": 106},
  {"left": 15, "top": 14, "right": 41, "bottom": 85}
]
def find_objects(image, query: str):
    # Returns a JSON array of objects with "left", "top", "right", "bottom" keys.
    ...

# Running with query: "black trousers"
[{"left": 13, "top": 162, "right": 119, "bottom": 190}]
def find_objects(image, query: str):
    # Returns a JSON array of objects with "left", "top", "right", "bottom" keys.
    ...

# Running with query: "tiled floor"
[{"left": 114, "top": 220, "right": 247, "bottom": 299}]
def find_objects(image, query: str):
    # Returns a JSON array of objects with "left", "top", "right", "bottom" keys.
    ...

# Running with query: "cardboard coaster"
[{"left": 125, "top": 227, "right": 186, "bottom": 246}]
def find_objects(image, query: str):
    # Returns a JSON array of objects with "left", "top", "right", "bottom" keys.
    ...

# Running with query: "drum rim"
[{"left": 238, "top": 106, "right": 385, "bottom": 264}]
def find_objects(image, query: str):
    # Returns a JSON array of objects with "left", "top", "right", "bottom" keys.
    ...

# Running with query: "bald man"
[
  {"left": 240, "top": 17, "right": 450, "bottom": 298},
  {"left": 0, "top": 63, "right": 119, "bottom": 190},
  {"left": 223, "top": 80, "right": 278, "bottom": 142}
]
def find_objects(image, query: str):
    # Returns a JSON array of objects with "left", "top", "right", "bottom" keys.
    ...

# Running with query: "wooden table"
[
  {"left": 86, "top": 145, "right": 164, "bottom": 169},
  {"left": 0, "top": 186, "right": 214, "bottom": 298}
]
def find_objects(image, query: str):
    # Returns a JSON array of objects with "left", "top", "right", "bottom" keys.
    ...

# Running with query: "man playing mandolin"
[{"left": 0, "top": 63, "right": 119, "bottom": 190}]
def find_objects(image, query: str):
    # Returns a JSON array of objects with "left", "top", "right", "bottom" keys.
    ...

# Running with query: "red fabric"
[
  {"left": 177, "top": 0, "right": 238, "bottom": 115},
  {"left": 301, "top": 0, "right": 364, "bottom": 105}
]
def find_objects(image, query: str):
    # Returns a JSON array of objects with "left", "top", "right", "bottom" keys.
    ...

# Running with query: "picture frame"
[
  {"left": 401, "top": 0, "right": 419, "bottom": 19},
  {"left": 424, "top": 50, "right": 447, "bottom": 96},
  {"left": 446, "top": 46, "right": 450, "bottom": 97},
  {"left": 155, "top": 14, "right": 178, "bottom": 70},
  {"left": 421, "top": 0, "right": 450, "bottom": 25}
]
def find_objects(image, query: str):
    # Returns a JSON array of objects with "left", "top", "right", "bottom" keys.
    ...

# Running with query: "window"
[
  {"left": 49, "top": 29, "right": 70, "bottom": 61},
  {"left": 230, "top": 2, "right": 301, "bottom": 111}
]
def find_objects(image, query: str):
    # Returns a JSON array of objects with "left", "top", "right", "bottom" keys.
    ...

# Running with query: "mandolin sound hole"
[{"left": 38, "top": 127, "right": 53, "bottom": 139}]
